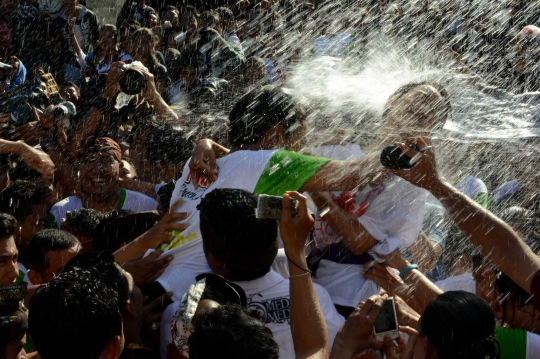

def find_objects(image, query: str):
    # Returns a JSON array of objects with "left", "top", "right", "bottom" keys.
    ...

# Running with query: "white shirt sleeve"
[{"left": 527, "top": 331, "right": 540, "bottom": 359}]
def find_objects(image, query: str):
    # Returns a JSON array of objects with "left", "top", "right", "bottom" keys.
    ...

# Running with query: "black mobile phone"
[
  {"left": 380, "top": 144, "right": 420, "bottom": 170},
  {"left": 373, "top": 297, "right": 400, "bottom": 341},
  {"left": 256, "top": 195, "right": 297, "bottom": 220}
]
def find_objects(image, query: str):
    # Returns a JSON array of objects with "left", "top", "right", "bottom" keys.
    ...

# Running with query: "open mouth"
[{"left": 90, "top": 178, "right": 106, "bottom": 185}]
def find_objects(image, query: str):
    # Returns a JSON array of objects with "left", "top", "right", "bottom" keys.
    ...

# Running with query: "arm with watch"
[{"left": 363, "top": 249, "right": 443, "bottom": 315}]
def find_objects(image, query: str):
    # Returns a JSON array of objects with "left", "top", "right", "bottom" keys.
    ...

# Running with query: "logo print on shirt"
[
  {"left": 248, "top": 294, "right": 290, "bottom": 324},
  {"left": 185, "top": 173, "right": 210, "bottom": 189}
]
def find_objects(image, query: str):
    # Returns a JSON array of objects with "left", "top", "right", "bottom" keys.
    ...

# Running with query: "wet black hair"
[
  {"left": 93, "top": 210, "right": 159, "bottom": 252},
  {"left": 198, "top": 188, "right": 278, "bottom": 281},
  {"left": 27, "top": 229, "right": 80, "bottom": 276},
  {"left": 0, "top": 180, "right": 48, "bottom": 223},
  {"left": 228, "top": 85, "right": 305, "bottom": 148},
  {"left": 216, "top": 7, "right": 234, "bottom": 24},
  {"left": 189, "top": 303, "right": 279, "bottom": 359},
  {"left": 29, "top": 267, "right": 122, "bottom": 359},
  {"left": 0, "top": 212, "right": 16, "bottom": 240},
  {"left": 63, "top": 251, "right": 130, "bottom": 312},
  {"left": 162, "top": 5, "right": 180, "bottom": 16},
  {"left": 7, "top": 157, "right": 41, "bottom": 182},
  {"left": 420, "top": 291, "right": 498, "bottom": 359},
  {"left": 100, "top": 24, "right": 118, "bottom": 40},
  {"left": 382, "top": 81, "right": 452, "bottom": 125},
  {"left": 62, "top": 208, "right": 105, "bottom": 241}
]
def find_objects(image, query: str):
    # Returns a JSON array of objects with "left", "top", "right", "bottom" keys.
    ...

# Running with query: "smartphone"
[
  {"left": 256, "top": 194, "right": 297, "bottom": 220},
  {"left": 373, "top": 297, "right": 400, "bottom": 341},
  {"left": 380, "top": 144, "right": 420, "bottom": 170}
]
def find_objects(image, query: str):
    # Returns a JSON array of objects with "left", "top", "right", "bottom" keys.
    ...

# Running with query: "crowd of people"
[{"left": 2, "top": 0, "right": 540, "bottom": 358}]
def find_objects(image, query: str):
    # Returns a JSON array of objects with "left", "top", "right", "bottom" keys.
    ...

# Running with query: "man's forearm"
[
  {"left": 310, "top": 192, "right": 377, "bottom": 255},
  {"left": 431, "top": 179, "right": 540, "bottom": 293}
]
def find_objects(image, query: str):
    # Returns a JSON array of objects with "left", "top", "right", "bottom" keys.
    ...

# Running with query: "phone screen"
[{"left": 374, "top": 299, "right": 398, "bottom": 333}]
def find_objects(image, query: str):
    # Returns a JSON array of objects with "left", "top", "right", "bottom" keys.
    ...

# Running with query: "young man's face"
[
  {"left": 61, "top": 85, "right": 79, "bottom": 102},
  {"left": 79, "top": 153, "right": 121, "bottom": 197},
  {"left": 40, "top": 244, "right": 82, "bottom": 284},
  {"left": 385, "top": 84, "right": 445, "bottom": 138},
  {"left": 0, "top": 236, "right": 19, "bottom": 285},
  {"left": 163, "top": 10, "right": 179, "bottom": 26}
]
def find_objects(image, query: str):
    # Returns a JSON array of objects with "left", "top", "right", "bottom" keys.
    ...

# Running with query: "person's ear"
[
  {"left": 27, "top": 269, "right": 43, "bottom": 286},
  {"left": 101, "top": 335, "right": 123, "bottom": 359}
]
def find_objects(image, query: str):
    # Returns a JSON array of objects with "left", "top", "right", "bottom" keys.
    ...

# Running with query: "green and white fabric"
[
  {"left": 47, "top": 188, "right": 158, "bottom": 228},
  {"left": 158, "top": 149, "right": 330, "bottom": 301}
]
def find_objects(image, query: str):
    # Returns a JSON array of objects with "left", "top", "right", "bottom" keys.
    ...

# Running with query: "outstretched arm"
[
  {"left": 394, "top": 137, "right": 540, "bottom": 297},
  {"left": 310, "top": 191, "right": 377, "bottom": 255}
]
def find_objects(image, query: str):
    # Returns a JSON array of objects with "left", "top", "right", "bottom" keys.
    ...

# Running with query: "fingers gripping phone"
[
  {"left": 373, "top": 297, "right": 400, "bottom": 341},
  {"left": 256, "top": 195, "right": 298, "bottom": 220},
  {"left": 380, "top": 144, "right": 420, "bottom": 170}
]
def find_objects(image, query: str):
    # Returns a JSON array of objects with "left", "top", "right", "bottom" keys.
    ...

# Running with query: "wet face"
[
  {"left": 79, "top": 153, "right": 120, "bottom": 198},
  {"left": 384, "top": 84, "right": 446, "bottom": 138},
  {"left": 144, "top": 14, "right": 159, "bottom": 29},
  {"left": 61, "top": 85, "right": 79, "bottom": 103},
  {"left": 179, "top": 13, "right": 198, "bottom": 32},
  {"left": 40, "top": 244, "right": 82, "bottom": 283},
  {"left": 0, "top": 236, "right": 19, "bottom": 286},
  {"left": 99, "top": 29, "right": 117, "bottom": 53},
  {"left": 163, "top": 10, "right": 179, "bottom": 27},
  {"left": 5, "top": 333, "right": 26, "bottom": 359},
  {"left": 132, "top": 33, "right": 153, "bottom": 59},
  {"left": 120, "top": 160, "right": 137, "bottom": 180},
  {"left": 120, "top": 29, "right": 135, "bottom": 54}
]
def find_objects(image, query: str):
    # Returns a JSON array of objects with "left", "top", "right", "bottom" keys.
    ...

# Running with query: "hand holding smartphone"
[
  {"left": 256, "top": 194, "right": 298, "bottom": 220},
  {"left": 373, "top": 296, "right": 400, "bottom": 341}
]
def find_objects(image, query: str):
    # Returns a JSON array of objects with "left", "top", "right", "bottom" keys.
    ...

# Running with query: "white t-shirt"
[
  {"left": 435, "top": 272, "right": 476, "bottom": 294},
  {"left": 159, "top": 270, "right": 344, "bottom": 359},
  {"left": 308, "top": 145, "right": 428, "bottom": 307},
  {"left": 48, "top": 188, "right": 158, "bottom": 227},
  {"left": 157, "top": 150, "right": 331, "bottom": 301}
]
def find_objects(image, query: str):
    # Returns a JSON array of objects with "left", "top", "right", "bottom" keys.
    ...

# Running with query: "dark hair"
[
  {"left": 382, "top": 81, "right": 452, "bottom": 124},
  {"left": 62, "top": 208, "right": 105, "bottom": 241},
  {"left": 120, "top": 19, "right": 142, "bottom": 35},
  {"left": 93, "top": 210, "right": 159, "bottom": 252},
  {"left": 216, "top": 7, "right": 234, "bottom": 23},
  {"left": 101, "top": 24, "right": 118, "bottom": 39},
  {"left": 63, "top": 251, "right": 130, "bottom": 311},
  {"left": 189, "top": 303, "right": 279, "bottom": 359},
  {"left": 27, "top": 229, "right": 80, "bottom": 276},
  {"left": 162, "top": 5, "right": 180, "bottom": 16},
  {"left": 29, "top": 268, "right": 122, "bottom": 359},
  {"left": 199, "top": 189, "right": 278, "bottom": 281},
  {"left": 0, "top": 213, "right": 16, "bottom": 239},
  {"left": 7, "top": 157, "right": 42, "bottom": 182},
  {"left": 200, "top": 10, "right": 220, "bottom": 24},
  {"left": 0, "top": 180, "right": 48, "bottom": 223},
  {"left": 60, "top": 81, "right": 81, "bottom": 96},
  {"left": 420, "top": 291, "right": 498, "bottom": 359},
  {"left": 229, "top": 86, "right": 305, "bottom": 148},
  {"left": 145, "top": 10, "right": 159, "bottom": 20}
]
